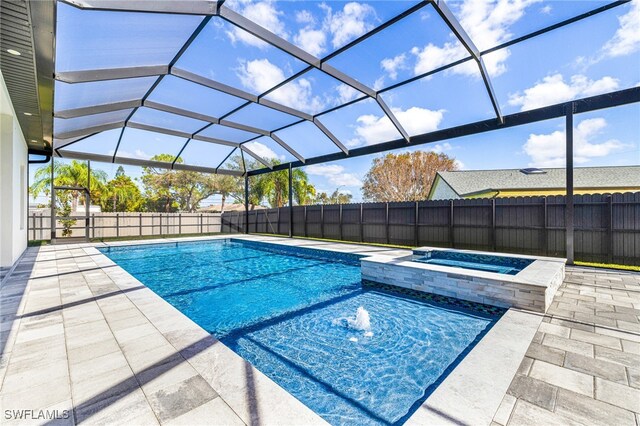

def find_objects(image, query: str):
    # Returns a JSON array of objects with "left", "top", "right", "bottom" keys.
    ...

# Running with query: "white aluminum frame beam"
[
  {"left": 56, "top": 149, "right": 244, "bottom": 176},
  {"left": 59, "top": 0, "right": 220, "bottom": 15}
]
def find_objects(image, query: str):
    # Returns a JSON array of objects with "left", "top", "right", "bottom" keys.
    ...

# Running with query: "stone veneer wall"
[{"left": 361, "top": 259, "right": 565, "bottom": 313}]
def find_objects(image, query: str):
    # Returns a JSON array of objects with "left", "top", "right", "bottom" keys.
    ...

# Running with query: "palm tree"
[{"left": 30, "top": 160, "right": 107, "bottom": 211}]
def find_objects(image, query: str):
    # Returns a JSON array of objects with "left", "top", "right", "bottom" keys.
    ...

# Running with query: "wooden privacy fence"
[
  {"left": 29, "top": 212, "right": 221, "bottom": 240},
  {"left": 221, "top": 193, "right": 640, "bottom": 266}
]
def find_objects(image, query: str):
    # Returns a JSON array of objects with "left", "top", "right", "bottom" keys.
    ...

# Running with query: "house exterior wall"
[
  {"left": 429, "top": 176, "right": 460, "bottom": 200},
  {"left": 0, "top": 71, "right": 29, "bottom": 268}
]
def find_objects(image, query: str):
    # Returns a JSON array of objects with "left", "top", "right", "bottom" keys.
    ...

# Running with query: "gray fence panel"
[{"left": 220, "top": 193, "right": 640, "bottom": 266}]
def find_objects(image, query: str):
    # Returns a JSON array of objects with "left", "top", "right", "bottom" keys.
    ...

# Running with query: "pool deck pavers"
[
  {"left": 493, "top": 266, "right": 640, "bottom": 426},
  {"left": 0, "top": 235, "right": 638, "bottom": 425}
]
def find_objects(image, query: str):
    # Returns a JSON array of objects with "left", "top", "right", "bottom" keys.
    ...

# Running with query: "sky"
[{"left": 40, "top": 0, "right": 640, "bottom": 203}]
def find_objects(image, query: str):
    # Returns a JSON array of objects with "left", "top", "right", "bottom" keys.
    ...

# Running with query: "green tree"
[
  {"left": 315, "top": 188, "right": 353, "bottom": 205},
  {"left": 140, "top": 155, "right": 229, "bottom": 212},
  {"left": 362, "top": 151, "right": 458, "bottom": 202},
  {"left": 30, "top": 160, "right": 107, "bottom": 211},
  {"left": 101, "top": 173, "right": 143, "bottom": 212}
]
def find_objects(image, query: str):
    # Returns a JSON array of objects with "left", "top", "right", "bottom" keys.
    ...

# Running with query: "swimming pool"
[{"left": 100, "top": 240, "right": 503, "bottom": 425}]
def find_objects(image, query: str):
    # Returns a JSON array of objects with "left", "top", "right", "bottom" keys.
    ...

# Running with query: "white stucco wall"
[{"left": 0, "top": 71, "right": 29, "bottom": 268}]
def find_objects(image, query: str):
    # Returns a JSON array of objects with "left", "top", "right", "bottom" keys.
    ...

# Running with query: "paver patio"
[
  {"left": 0, "top": 237, "right": 638, "bottom": 425},
  {"left": 493, "top": 266, "right": 640, "bottom": 426}
]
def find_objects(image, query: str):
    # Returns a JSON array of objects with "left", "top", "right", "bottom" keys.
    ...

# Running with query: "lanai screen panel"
[{"left": 51, "top": 0, "right": 636, "bottom": 174}]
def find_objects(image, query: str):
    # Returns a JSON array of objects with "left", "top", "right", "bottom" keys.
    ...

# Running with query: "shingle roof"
[{"left": 436, "top": 166, "right": 640, "bottom": 197}]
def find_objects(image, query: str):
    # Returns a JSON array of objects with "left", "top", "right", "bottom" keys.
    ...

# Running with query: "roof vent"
[{"left": 520, "top": 168, "right": 546, "bottom": 175}]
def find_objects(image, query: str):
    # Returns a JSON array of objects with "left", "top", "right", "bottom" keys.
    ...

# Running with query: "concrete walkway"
[
  {"left": 493, "top": 266, "right": 640, "bottom": 426},
  {"left": 1, "top": 236, "right": 638, "bottom": 425}
]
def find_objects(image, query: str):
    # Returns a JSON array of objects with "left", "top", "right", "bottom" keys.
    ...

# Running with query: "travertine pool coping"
[{"left": 1, "top": 235, "right": 543, "bottom": 425}]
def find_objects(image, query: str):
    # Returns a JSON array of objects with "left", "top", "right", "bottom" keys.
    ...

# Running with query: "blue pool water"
[
  {"left": 100, "top": 240, "right": 503, "bottom": 425},
  {"left": 414, "top": 249, "right": 533, "bottom": 275}
]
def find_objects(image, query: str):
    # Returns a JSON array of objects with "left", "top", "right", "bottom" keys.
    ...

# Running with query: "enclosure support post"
[
  {"left": 566, "top": 103, "right": 575, "bottom": 265},
  {"left": 244, "top": 175, "right": 249, "bottom": 234},
  {"left": 86, "top": 161, "right": 91, "bottom": 242},
  {"left": 50, "top": 157, "right": 55, "bottom": 243},
  {"left": 288, "top": 163, "right": 293, "bottom": 238}
]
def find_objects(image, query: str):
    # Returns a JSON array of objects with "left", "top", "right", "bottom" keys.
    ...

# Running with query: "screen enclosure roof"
[{"left": 5, "top": 0, "right": 639, "bottom": 176}]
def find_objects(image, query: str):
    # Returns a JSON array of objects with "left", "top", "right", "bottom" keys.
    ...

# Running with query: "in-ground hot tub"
[{"left": 361, "top": 247, "right": 566, "bottom": 313}]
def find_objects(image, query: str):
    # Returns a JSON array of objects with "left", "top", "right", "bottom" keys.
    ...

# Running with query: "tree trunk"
[{"left": 220, "top": 194, "right": 226, "bottom": 214}]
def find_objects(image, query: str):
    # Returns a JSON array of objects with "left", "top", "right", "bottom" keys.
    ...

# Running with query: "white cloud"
[
  {"left": 602, "top": 0, "right": 640, "bottom": 58},
  {"left": 294, "top": 28, "right": 327, "bottom": 57},
  {"left": 245, "top": 141, "right": 283, "bottom": 161},
  {"left": 108, "top": 149, "right": 149, "bottom": 160},
  {"left": 226, "top": 1, "right": 288, "bottom": 48},
  {"left": 306, "top": 164, "right": 362, "bottom": 187},
  {"left": 295, "top": 10, "right": 315, "bottom": 25},
  {"left": 237, "top": 59, "right": 325, "bottom": 113},
  {"left": 336, "top": 84, "right": 360, "bottom": 104},
  {"left": 411, "top": 0, "right": 540, "bottom": 78},
  {"left": 321, "top": 2, "right": 377, "bottom": 48},
  {"left": 430, "top": 142, "right": 454, "bottom": 154},
  {"left": 352, "top": 107, "right": 445, "bottom": 147},
  {"left": 381, "top": 54, "right": 407, "bottom": 80},
  {"left": 454, "top": 159, "right": 466, "bottom": 170},
  {"left": 508, "top": 74, "right": 620, "bottom": 111},
  {"left": 540, "top": 5, "right": 552, "bottom": 14},
  {"left": 523, "top": 118, "right": 629, "bottom": 167}
]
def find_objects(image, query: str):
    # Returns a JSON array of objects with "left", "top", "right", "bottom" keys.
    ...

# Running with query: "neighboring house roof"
[{"left": 432, "top": 166, "right": 640, "bottom": 197}]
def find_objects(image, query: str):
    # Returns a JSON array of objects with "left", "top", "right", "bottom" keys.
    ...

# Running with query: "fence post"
[
  {"left": 339, "top": 204, "right": 343, "bottom": 241},
  {"left": 92, "top": 213, "right": 95, "bottom": 239},
  {"left": 359, "top": 204, "right": 364, "bottom": 243},
  {"left": 449, "top": 200, "right": 455, "bottom": 248},
  {"left": 277, "top": 208, "right": 281, "bottom": 235},
  {"left": 200, "top": 213, "right": 204, "bottom": 234},
  {"left": 414, "top": 202, "right": 419, "bottom": 247},
  {"left": 40, "top": 213, "right": 43, "bottom": 240},
  {"left": 304, "top": 206, "right": 308, "bottom": 237},
  {"left": 115, "top": 213, "right": 119, "bottom": 238},
  {"left": 491, "top": 199, "right": 497, "bottom": 251},
  {"left": 139, "top": 213, "right": 143, "bottom": 236},
  {"left": 320, "top": 205, "right": 324, "bottom": 239},
  {"left": 32, "top": 213, "right": 36, "bottom": 240},
  {"left": 385, "top": 203, "right": 390, "bottom": 245},
  {"left": 607, "top": 195, "right": 613, "bottom": 263},
  {"left": 178, "top": 213, "right": 182, "bottom": 235},
  {"left": 159, "top": 214, "right": 162, "bottom": 236}
]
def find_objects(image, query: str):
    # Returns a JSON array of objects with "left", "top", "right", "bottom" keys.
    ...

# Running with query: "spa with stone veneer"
[{"left": 361, "top": 247, "right": 566, "bottom": 313}]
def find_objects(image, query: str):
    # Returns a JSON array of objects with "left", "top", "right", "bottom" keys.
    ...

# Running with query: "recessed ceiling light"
[
  {"left": 6, "top": 49, "right": 21, "bottom": 56},
  {"left": 23, "top": 112, "right": 32, "bottom": 116}
]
